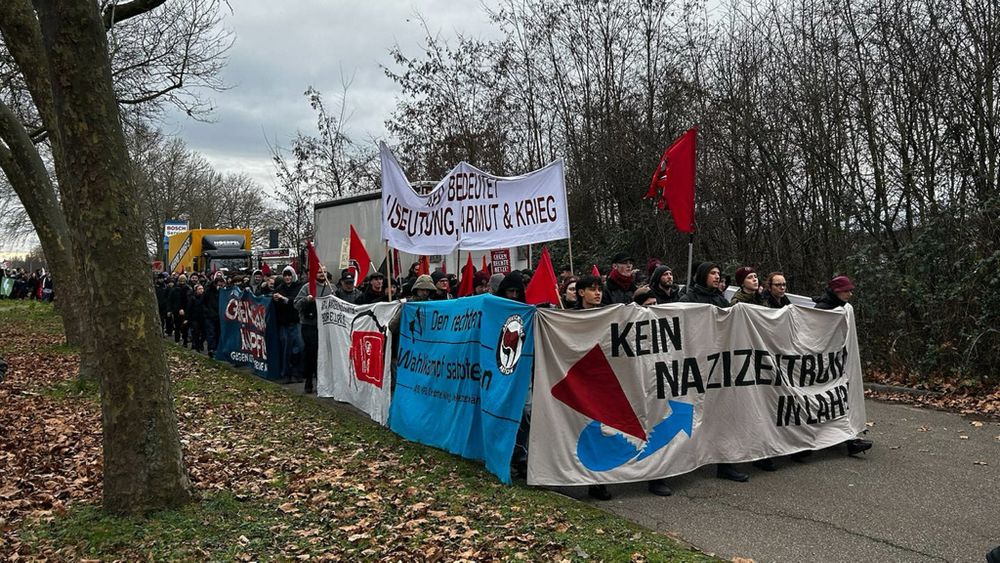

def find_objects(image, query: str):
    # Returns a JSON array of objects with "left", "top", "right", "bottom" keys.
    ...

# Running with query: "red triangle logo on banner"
[{"left": 551, "top": 344, "right": 646, "bottom": 441}]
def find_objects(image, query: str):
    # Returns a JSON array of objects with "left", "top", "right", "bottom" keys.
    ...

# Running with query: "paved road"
[{"left": 554, "top": 399, "right": 1000, "bottom": 562}]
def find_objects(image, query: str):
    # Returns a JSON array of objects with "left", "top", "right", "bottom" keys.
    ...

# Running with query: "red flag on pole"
[
  {"left": 481, "top": 254, "right": 489, "bottom": 274},
  {"left": 349, "top": 225, "right": 372, "bottom": 282},
  {"left": 525, "top": 247, "right": 561, "bottom": 306},
  {"left": 591, "top": 264, "right": 601, "bottom": 277},
  {"left": 417, "top": 256, "right": 430, "bottom": 276},
  {"left": 307, "top": 240, "right": 321, "bottom": 296},
  {"left": 458, "top": 254, "right": 475, "bottom": 297},
  {"left": 644, "top": 127, "right": 697, "bottom": 233}
]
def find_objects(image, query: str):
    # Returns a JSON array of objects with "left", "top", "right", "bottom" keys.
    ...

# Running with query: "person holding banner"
[
  {"left": 295, "top": 267, "right": 333, "bottom": 394},
  {"left": 358, "top": 271, "right": 389, "bottom": 305},
  {"left": 571, "top": 275, "right": 616, "bottom": 500},
  {"left": 649, "top": 265, "right": 681, "bottom": 304},
  {"left": 602, "top": 252, "right": 638, "bottom": 305},
  {"left": 334, "top": 269, "right": 362, "bottom": 304},
  {"left": 763, "top": 272, "right": 791, "bottom": 308},
  {"left": 680, "top": 262, "right": 751, "bottom": 482},
  {"left": 730, "top": 267, "right": 765, "bottom": 306}
]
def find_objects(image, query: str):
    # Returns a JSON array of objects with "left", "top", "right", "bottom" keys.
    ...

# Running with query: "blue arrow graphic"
[{"left": 576, "top": 400, "right": 694, "bottom": 472}]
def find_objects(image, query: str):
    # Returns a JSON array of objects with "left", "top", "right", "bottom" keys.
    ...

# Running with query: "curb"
[{"left": 864, "top": 382, "right": 944, "bottom": 398}]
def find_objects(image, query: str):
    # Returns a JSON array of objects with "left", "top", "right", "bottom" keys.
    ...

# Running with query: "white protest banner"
[
  {"left": 380, "top": 143, "right": 569, "bottom": 255},
  {"left": 527, "top": 303, "right": 867, "bottom": 486},
  {"left": 316, "top": 296, "right": 401, "bottom": 426}
]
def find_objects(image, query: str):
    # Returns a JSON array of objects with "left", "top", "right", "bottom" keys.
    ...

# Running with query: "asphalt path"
[{"left": 552, "top": 399, "right": 1000, "bottom": 562}]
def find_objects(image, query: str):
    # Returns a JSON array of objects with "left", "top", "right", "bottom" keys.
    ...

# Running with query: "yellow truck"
[{"left": 166, "top": 229, "right": 253, "bottom": 274}]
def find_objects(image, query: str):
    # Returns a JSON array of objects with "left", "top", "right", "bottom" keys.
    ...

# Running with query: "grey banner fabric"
[{"left": 528, "top": 303, "right": 866, "bottom": 486}]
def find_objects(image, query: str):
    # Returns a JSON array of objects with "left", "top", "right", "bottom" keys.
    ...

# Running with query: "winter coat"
[
  {"left": 679, "top": 262, "right": 730, "bottom": 308},
  {"left": 813, "top": 289, "right": 847, "bottom": 310},
  {"left": 295, "top": 282, "right": 334, "bottom": 326},
  {"left": 167, "top": 283, "right": 191, "bottom": 314},
  {"left": 602, "top": 273, "right": 637, "bottom": 305},
  {"left": 730, "top": 287, "right": 765, "bottom": 306},
  {"left": 155, "top": 284, "right": 169, "bottom": 315},
  {"left": 203, "top": 285, "right": 223, "bottom": 320},
  {"left": 649, "top": 265, "right": 681, "bottom": 304},
  {"left": 358, "top": 288, "right": 389, "bottom": 305},
  {"left": 186, "top": 293, "right": 207, "bottom": 323},
  {"left": 764, "top": 292, "right": 791, "bottom": 309},
  {"left": 272, "top": 279, "right": 303, "bottom": 325},
  {"left": 335, "top": 286, "right": 363, "bottom": 304}
]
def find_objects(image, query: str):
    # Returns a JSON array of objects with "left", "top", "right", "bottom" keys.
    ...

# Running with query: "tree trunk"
[{"left": 32, "top": 0, "right": 192, "bottom": 513}]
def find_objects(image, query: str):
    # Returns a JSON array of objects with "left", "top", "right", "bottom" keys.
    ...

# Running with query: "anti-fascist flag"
[{"left": 644, "top": 127, "right": 696, "bottom": 233}]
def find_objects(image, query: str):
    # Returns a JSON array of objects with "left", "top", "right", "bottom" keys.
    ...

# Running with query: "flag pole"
[
  {"left": 686, "top": 233, "right": 694, "bottom": 290},
  {"left": 385, "top": 241, "right": 395, "bottom": 300},
  {"left": 560, "top": 158, "right": 574, "bottom": 274}
]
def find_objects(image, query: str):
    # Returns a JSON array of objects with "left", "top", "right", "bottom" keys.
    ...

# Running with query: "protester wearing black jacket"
[
  {"left": 203, "top": 275, "right": 226, "bottom": 356},
  {"left": 649, "top": 265, "right": 681, "bottom": 304},
  {"left": 167, "top": 275, "right": 191, "bottom": 346},
  {"left": 273, "top": 267, "right": 303, "bottom": 381},
  {"left": 680, "top": 262, "right": 731, "bottom": 308},
  {"left": 186, "top": 284, "right": 207, "bottom": 353}
]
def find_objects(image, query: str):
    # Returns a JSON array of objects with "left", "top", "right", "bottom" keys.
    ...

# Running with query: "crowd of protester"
[
  {"left": 154, "top": 251, "right": 870, "bottom": 501},
  {"left": 0, "top": 268, "right": 54, "bottom": 301}
]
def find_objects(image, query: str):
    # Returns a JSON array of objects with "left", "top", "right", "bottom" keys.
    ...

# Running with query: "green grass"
[{"left": 9, "top": 304, "right": 719, "bottom": 562}]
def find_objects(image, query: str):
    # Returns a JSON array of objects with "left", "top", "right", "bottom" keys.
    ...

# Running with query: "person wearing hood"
[
  {"left": 295, "top": 267, "right": 334, "bottom": 394},
  {"left": 763, "top": 272, "right": 791, "bottom": 308},
  {"left": 602, "top": 252, "right": 638, "bottom": 305},
  {"left": 273, "top": 266, "right": 304, "bottom": 382},
  {"left": 730, "top": 266, "right": 765, "bottom": 306},
  {"left": 496, "top": 271, "right": 526, "bottom": 303},
  {"left": 488, "top": 273, "right": 505, "bottom": 294},
  {"left": 649, "top": 265, "right": 681, "bottom": 304},
  {"left": 358, "top": 271, "right": 389, "bottom": 304},
  {"left": 334, "top": 269, "right": 362, "bottom": 304},
  {"left": 680, "top": 262, "right": 731, "bottom": 308},
  {"left": 430, "top": 270, "right": 452, "bottom": 300},
  {"left": 409, "top": 274, "right": 436, "bottom": 302},
  {"left": 473, "top": 271, "right": 492, "bottom": 295},
  {"left": 680, "top": 261, "right": 749, "bottom": 482},
  {"left": 250, "top": 269, "right": 264, "bottom": 293}
]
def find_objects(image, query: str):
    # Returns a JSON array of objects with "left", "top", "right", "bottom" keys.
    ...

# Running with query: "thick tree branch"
[{"left": 102, "top": 0, "right": 168, "bottom": 30}]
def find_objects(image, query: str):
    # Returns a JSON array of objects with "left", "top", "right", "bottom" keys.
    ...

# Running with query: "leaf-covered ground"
[{"left": 0, "top": 302, "right": 717, "bottom": 561}]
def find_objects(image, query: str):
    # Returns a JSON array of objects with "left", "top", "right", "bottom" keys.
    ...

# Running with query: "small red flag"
[
  {"left": 417, "top": 256, "right": 430, "bottom": 276},
  {"left": 307, "top": 240, "right": 321, "bottom": 296},
  {"left": 525, "top": 247, "right": 561, "bottom": 306},
  {"left": 591, "top": 264, "right": 601, "bottom": 277},
  {"left": 645, "top": 127, "right": 696, "bottom": 233},
  {"left": 349, "top": 225, "right": 372, "bottom": 282},
  {"left": 458, "top": 254, "right": 475, "bottom": 297},
  {"left": 481, "top": 254, "right": 488, "bottom": 274}
]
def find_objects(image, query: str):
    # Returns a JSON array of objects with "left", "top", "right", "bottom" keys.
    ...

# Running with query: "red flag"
[
  {"left": 481, "top": 254, "right": 488, "bottom": 274},
  {"left": 458, "top": 254, "right": 475, "bottom": 297},
  {"left": 417, "top": 256, "right": 430, "bottom": 276},
  {"left": 591, "top": 264, "right": 601, "bottom": 277},
  {"left": 644, "top": 127, "right": 696, "bottom": 233},
  {"left": 525, "top": 247, "right": 561, "bottom": 306},
  {"left": 307, "top": 240, "right": 321, "bottom": 296},
  {"left": 349, "top": 225, "right": 372, "bottom": 282}
]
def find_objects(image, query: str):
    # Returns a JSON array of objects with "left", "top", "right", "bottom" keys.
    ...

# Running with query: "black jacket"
[
  {"left": 813, "top": 289, "right": 847, "bottom": 310},
  {"left": 649, "top": 265, "right": 681, "bottom": 304},
  {"left": 602, "top": 273, "right": 637, "bottom": 305},
  {"left": 679, "top": 262, "right": 730, "bottom": 308},
  {"left": 272, "top": 280, "right": 303, "bottom": 325},
  {"left": 167, "top": 283, "right": 191, "bottom": 314},
  {"left": 186, "top": 292, "right": 207, "bottom": 323},
  {"left": 764, "top": 292, "right": 791, "bottom": 308},
  {"left": 203, "top": 284, "right": 223, "bottom": 320}
]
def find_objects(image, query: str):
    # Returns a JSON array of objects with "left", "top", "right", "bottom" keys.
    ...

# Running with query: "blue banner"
[
  {"left": 389, "top": 294, "right": 535, "bottom": 483},
  {"left": 217, "top": 287, "right": 281, "bottom": 379}
]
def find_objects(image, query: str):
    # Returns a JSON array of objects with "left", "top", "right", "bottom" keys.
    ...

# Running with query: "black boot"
[
  {"left": 790, "top": 450, "right": 812, "bottom": 462},
  {"left": 647, "top": 478, "right": 672, "bottom": 496},
  {"left": 846, "top": 438, "right": 872, "bottom": 456},
  {"left": 752, "top": 458, "right": 777, "bottom": 471},
  {"left": 588, "top": 484, "right": 612, "bottom": 501},
  {"left": 716, "top": 464, "right": 749, "bottom": 482}
]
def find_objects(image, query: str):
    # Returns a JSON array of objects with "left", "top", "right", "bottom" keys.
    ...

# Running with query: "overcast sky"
[{"left": 161, "top": 0, "right": 502, "bottom": 192}]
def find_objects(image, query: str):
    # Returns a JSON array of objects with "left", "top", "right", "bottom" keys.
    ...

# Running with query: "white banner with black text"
[
  {"left": 379, "top": 143, "right": 569, "bottom": 255},
  {"left": 527, "top": 303, "right": 866, "bottom": 486}
]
